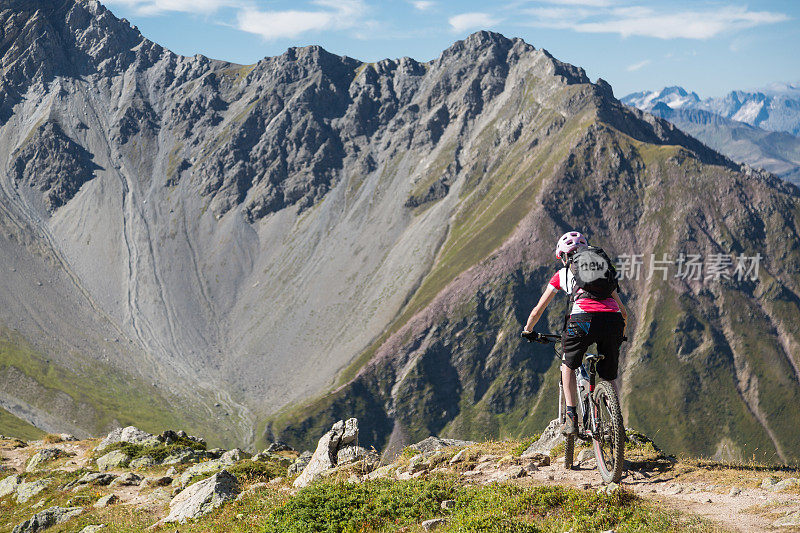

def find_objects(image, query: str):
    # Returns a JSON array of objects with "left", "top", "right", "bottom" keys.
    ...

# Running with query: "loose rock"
[
  {"left": 96, "top": 426, "right": 154, "bottom": 452},
  {"left": 96, "top": 450, "right": 129, "bottom": 471},
  {"left": 16, "top": 480, "right": 50, "bottom": 503},
  {"left": 79, "top": 526, "right": 106, "bottom": 533},
  {"left": 0, "top": 474, "right": 22, "bottom": 497},
  {"left": 11, "top": 506, "right": 82, "bottom": 533},
  {"left": 266, "top": 442, "right": 294, "bottom": 453},
  {"left": 129, "top": 456, "right": 156, "bottom": 469},
  {"left": 288, "top": 451, "right": 313, "bottom": 476},
  {"left": 26, "top": 449, "right": 68, "bottom": 472},
  {"left": 522, "top": 420, "right": 564, "bottom": 457},
  {"left": 772, "top": 478, "right": 800, "bottom": 492},
  {"left": 409, "top": 437, "right": 474, "bottom": 454},
  {"left": 163, "top": 470, "right": 238, "bottom": 523},
  {"left": 111, "top": 472, "right": 143, "bottom": 486},
  {"left": 93, "top": 494, "right": 118, "bottom": 508},
  {"left": 294, "top": 421, "right": 349, "bottom": 488},
  {"left": 421, "top": 517, "right": 447, "bottom": 531},
  {"left": 220, "top": 448, "right": 250, "bottom": 465},
  {"left": 176, "top": 460, "right": 224, "bottom": 488}
]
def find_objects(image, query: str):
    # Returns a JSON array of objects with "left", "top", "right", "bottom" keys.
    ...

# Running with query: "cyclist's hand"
[{"left": 521, "top": 331, "right": 542, "bottom": 343}]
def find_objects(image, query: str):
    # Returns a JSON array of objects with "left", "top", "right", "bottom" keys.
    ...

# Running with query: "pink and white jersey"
[{"left": 549, "top": 268, "right": 619, "bottom": 314}]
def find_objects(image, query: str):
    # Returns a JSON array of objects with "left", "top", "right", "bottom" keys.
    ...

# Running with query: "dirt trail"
[{"left": 513, "top": 456, "right": 800, "bottom": 532}]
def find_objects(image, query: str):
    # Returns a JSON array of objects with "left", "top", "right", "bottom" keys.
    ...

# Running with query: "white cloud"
[
  {"left": 526, "top": 4, "right": 788, "bottom": 40},
  {"left": 236, "top": 0, "right": 369, "bottom": 40},
  {"left": 626, "top": 59, "right": 650, "bottom": 71},
  {"left": 448, "top": 12, "right": 501, "bottom": 32},
  {"left": 537, "top": 0, "right": 611, "bottom": 6},
  {"left": 105, "top": 0, "right": 243, "bottom": 15},
  {"left": 410, "top": 0, "right": 435, "bottom": 11}
]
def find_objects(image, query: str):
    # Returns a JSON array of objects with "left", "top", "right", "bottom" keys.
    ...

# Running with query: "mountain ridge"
[
  {"left": 622, "top": 85, "right": 800, "bottom": 186},
  {"left": 0, "top": 0, "right": 799, "bottom": 463}
]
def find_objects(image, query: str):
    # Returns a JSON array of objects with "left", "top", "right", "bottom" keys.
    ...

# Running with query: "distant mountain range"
[
  {"left": 1, "top": 0, "right": 800, "bottom": 464},
  {"left": 622, "top": 86, "right": 800, "bottom": 185}
]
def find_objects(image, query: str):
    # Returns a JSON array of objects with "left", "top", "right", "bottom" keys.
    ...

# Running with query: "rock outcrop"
[
  {"left": 96, "top": 427, "right": 155, "bottom": 452},
  {"left": 293, "top": 418, "right": 373, "bottom": 488},
  {"left": 163, "top": 470, "right": 238, "bottom": 523},
  {"left": 12, "top": 506, "right": 82, "bottom": 533}
]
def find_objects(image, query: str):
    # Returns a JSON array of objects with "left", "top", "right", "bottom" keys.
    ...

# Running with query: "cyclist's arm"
[
  {"left": 523, "top": 285, "right": 557, "bottom": 333},
  {"left": 611, "top": 290, "right": 628, "bottom": 331}
]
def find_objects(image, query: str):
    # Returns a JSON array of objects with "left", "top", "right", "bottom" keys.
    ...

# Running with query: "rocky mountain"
[
  {"left": 624, "top": 84, "right": 800, "bottom": 135},
  {"left": 1, "top": 0, "right": 799, "bottom": 463},
  {"left": 622, "top": 86, "right": 800, "bottom": 185}
]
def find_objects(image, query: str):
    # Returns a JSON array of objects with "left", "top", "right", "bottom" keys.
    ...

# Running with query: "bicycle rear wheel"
[{"left": 592, "top": 381, "right": 624, "bottom": 483}]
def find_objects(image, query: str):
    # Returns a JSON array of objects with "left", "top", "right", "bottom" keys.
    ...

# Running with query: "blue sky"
[{"left": 103, "top": 0, "right": 799, "bottom": 98}]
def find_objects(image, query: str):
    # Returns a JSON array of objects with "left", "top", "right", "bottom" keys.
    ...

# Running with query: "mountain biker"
[{"left": 521, "top": 231, "right": 627, "bottom": 436}]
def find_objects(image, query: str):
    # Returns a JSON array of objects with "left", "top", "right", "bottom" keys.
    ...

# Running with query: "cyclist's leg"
[
  {"left": 594, "top": 312, "right": 625, "bottom": 385},
  {"left": 561, "top": 313, "right": 593, "bottom": 406}
]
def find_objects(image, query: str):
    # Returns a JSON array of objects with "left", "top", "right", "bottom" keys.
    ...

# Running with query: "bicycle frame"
[{"left": 561, "top": 354, "right": 603, "bottom": 443}]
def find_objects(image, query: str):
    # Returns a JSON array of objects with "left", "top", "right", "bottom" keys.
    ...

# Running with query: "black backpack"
[{"left": 566, "top": 246, "right": 618, "bottom": 300}]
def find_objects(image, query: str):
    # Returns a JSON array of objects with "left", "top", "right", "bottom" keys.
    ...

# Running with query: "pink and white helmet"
[{"left": 555, "top": 231, "right": 588, "bottom": 259}]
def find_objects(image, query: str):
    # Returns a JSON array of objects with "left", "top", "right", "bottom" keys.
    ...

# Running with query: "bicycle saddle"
[{"left": 584, "top": 353, "right": 605, "bottom": 363}]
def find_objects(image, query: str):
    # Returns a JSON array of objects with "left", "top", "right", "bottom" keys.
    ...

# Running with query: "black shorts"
[{"left": 561, "top": 312, "right": 625, "bottom": 380}]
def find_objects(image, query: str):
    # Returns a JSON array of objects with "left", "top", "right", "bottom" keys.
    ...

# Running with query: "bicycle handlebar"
[
  {"left": 521, "top": 331, "right": 628, "bottom": 344},
  {"left": 520, "top": 331, "right": 561, "bottom": 343}
]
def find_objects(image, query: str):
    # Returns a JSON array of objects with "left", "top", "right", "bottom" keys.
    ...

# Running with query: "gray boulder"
[
  {"left": 176, "top": 459, "right": 224, "bottom": 488},
  {"left": 422, "top": 518, "right": 447, "bottom": 531},
  {"left": 293, "top": 422, "right": 348, "bottom": 488},
  {"left": 12, "top": 506, "right": 82, "bottom": 533},
  {"left": 163, "top": 470, "right": 238, "bottom": 523},
  {"left": 93, "top": 494, "right": 118, "bottom": 508},
  {"left": 0, "top": 474, "right": 22, "bottom": 497},
  {"left": 96, "top": 450, "right": 129, "bottom": 471},
  {"left": 26, "top": 448, "right": 68, "bottom": 472},
  {"left": 141, "top": 475, "right": 172, "bottom": 488},
  {"left": 337, "top": 446, "right": 370, "bottom": 465},
  {"left": 266, "top": 442, "right": 294, "bottom": 453},
  {"left": 162, "top": 448, "right": 203, "bottom": 465},
  {"left": 15, "top": 480, "right": 49, "bottom": 503},
  {"left": 79, "top": 526, "right": 106, "bottom": 533},
  {"left": 74, "top": 472, "right": 117, "bottom": 487},
  {"left": 341, "top": 418, "right": 359, "bottom": 447},
  {"left": 288, "top": 451, "right": 312, "bottom": 476},
  {"left": 775, "top": 511, "right": 800, "bottom": 528},
  {"left": 409, "top": 437, "right": 474, "bottom": 454},
  {"left": 522, "top": 420, "right": 564, "bottom": 457},
  {"left": 220, "top": 448, "right": 250, "bottom": 464},
  {"left": 771, "top": 478, "right": 800, "bottom": 491},
  {"left": 110, "top": 472, "right": 143, "bottom": 486},
  {"left": 96, "top": 426, "right": 154, "bottom": 452},
  {"left": 59, "top": 434, "right": 78, "bottom": 442},
  {"left": 128, "top": 456, "right": 156, "bottom": 469}
]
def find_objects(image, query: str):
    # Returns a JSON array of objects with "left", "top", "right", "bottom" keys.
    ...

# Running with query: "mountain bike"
[{"left": 523, "top": 332, "right": 625, "bottom": 483}]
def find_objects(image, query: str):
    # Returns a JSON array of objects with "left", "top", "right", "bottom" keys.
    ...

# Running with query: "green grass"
[
  {"left": 254, "top": 478, "right": 714, "bottom": 533},
  {"left": 95, "top": 438, "right": 206, "bottom": 465},
  {"left": 0, "top": 406, "right": 44, "bottom": 441},
  {"left": 0, "top": 329, "right": 237, "bottom": 449}
]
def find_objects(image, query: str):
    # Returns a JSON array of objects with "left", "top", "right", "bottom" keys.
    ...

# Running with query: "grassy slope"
[
  {"left": 266, "top": 105, "right": 800, "bottom": 464},
  {"left": 0, "top": 406, "right": 44, "bottom": 441},
  {"left": 0, "top": 329, "right": 238, "bottom": 449}
]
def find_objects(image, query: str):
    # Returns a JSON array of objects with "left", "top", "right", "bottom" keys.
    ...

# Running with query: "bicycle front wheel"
[{"left": 592, "top": 381, "right": 624, "bottom": 483}]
